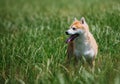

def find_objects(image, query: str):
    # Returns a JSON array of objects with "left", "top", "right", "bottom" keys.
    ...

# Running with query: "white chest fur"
[{"left": 73, "top": 34, "right": 95, "bottom": 59}]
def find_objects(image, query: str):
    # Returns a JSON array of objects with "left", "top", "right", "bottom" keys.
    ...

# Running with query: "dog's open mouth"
[{"left": 66, "top": 34, "right": 79, "bottom": 43}]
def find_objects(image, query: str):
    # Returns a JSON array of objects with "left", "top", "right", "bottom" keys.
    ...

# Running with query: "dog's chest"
[{"left": 73, "top": 38, "right": 94, "bottom": 58}]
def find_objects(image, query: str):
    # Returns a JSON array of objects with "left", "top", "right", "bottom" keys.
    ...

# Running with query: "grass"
[{"left": 0, "top": 0, "right": 120, "bottom": 84}]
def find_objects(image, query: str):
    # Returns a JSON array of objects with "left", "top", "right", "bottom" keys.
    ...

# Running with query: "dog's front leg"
[
  {"left": 88, "top": 57, "right": 95, "bottom": 73},
  {"left": 66, "top": 42, "right": 74, "bottom": 65}
]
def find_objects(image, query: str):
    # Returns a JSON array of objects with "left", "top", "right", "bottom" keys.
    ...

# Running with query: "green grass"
[{"left": 0, "top": 0, "right": 120, "bottom": 84}]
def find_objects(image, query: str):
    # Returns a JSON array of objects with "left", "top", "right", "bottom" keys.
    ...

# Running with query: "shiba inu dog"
[{"left": 65, "top": 17, "right": 98, "bottom": 69}]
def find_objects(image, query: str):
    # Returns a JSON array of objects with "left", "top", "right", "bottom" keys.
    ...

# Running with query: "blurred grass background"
[{"left": 0, "top": 0, "right": 120, "bottom": 84}]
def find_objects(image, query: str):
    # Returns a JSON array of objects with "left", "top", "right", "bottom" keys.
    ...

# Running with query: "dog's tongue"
[{"left": 66, "top": 34, "right": 78, "bottom": 43}]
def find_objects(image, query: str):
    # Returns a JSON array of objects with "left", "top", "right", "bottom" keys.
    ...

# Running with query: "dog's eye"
[{"left": 72, "top": 27, "right": 76, "bottom": 30}]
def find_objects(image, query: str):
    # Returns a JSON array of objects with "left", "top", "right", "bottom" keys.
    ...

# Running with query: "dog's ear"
[
  {"left": 80, "top": 17, "right": 89, "bottom": 28},
  {"left": 74, "top": 17, "right": 78, "bottom": 21},
  {"left": 80, "top": 17, "right": 86, "bottom": 24}
]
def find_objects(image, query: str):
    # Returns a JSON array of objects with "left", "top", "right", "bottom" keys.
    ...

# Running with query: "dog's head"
[{"left": 65, "top": 17, "right": 89, "bottom": 43}]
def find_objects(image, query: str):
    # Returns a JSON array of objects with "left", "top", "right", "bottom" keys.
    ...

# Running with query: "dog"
[{"left": 65, "top": 17, "right": 98, "bottom": 69}]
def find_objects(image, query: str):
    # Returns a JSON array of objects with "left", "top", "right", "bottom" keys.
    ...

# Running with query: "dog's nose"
[{"left": 65, "top": 31, "right": 69, "bottom": 35}]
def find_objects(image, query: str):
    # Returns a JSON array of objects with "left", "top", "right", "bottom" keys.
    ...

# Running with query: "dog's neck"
[{"left": 74, "top": 32, "right": 89, "bottom": 43}]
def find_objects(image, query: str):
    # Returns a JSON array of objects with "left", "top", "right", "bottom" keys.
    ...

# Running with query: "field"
[{"left": 0, "top": 0, "right": 120, "bottom": 84}]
